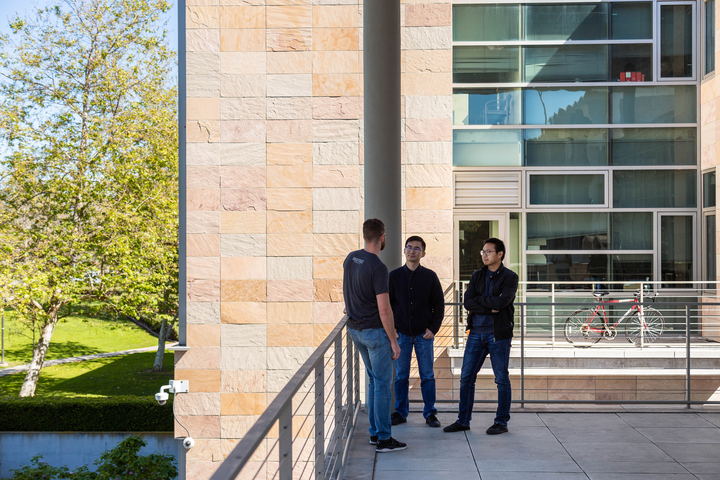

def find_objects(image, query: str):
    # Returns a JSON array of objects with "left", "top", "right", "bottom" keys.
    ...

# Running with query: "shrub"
[
  {"left": 0, "top": 396, "right": 173, "bottom": 432},
  {"left": 4, "top": 435, "right": 177, "bottom": 480}
]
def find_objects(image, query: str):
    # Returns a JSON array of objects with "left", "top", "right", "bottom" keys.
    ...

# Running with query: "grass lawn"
[
  {"left": 0, "top": 310, "right": 158, "bottom": 368},
  {"left": 0, "top": 351, "right": 174, "bottom": 397}
]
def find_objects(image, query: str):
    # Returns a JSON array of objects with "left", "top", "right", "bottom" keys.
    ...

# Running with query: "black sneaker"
[
  {"left": 443, "top": 422, "right": 470, "bottom": 433},
  {"left": 486, "top": 423, "right": 508, "bottom": 435},
  {"left": 369, "top": 435, "right": 378, "bottom": 445},
  {"left": 425, "top": 414, "right": 441, "bottom": 428},
  {"left": 376, "top": 437, "right": 407, "bottom": 453},
  {"left": 391, "top": 412, "right": 406, "bottom": 426}
]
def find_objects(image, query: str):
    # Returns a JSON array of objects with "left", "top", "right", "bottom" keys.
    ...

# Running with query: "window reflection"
[
  {"left": 612, "top": 128, "right": 696, "bottom": 165},
  {"left": 525, "top": 88, "right": 608, "bottom": 125},
  {"left": 614, "top": 170, "right": 697, "bottom": 208},
  {"left": 453, "top": 89, "right": 521, "bottom": 125},
  {"left": 661, "top": 216, "right": 694, "bottom": 288},
  {"left": 453, "top": 130, "right": 522, "bottom": 167},
  {"left": 453, "top": 46, "right": 521, "bottom": 83},
  {"left": 612, "top": 86, "right": 697, "bottom": 124},
  {"left": 660, "top": 4, "right": 694, "bottom": 78},
  {"left": 453, "top": 5, "right": 520, "bottom": 42},
  {"left": 525, "top": 129, "right": 608, "bottom": 166},
  {"left": 525, "top": 4, "right": 608, "bottom": 40},
  {"left": 525, "top": 45, "right": 608, "bottom": 82},
  {"left": 529, "top": 174, "right": 605, "bottom": 205},
  {"left": 527, "top": 254, "right": 652, "bottom": 284}
]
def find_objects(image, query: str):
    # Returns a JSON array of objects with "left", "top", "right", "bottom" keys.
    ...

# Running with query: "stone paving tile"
[
  {"left": 563, "top": 442, "right": 675, "bottom": 464},
  {"left": 636, "top": 427, "right": 720, "bottom": 443},
  {"left": 576, "top": 461, "right": 688, "bottom": 474},
  {"left": 479, "top": 474, "right": 588, "bottom": 480},
  {"left": 585, "top": 474, "right": 697, "bottom": 480},
  {"left": 679, "top": 462, "right": 720, "bottom": 474},
  {"left": 655, "top": 443, "right": 720, "bottom": 463},
  {"left": 699, "top": 413, "right": 720, "bottom": 427},
  {"left": 619, "top": 413, "right": 716, "bottom": 428},
  {"left": 547, "top": 425, "right": 651, "bottom": 444},
  {"left": 476, "top": 459, "right": 584, "bottom": 473},
  {"left": 374, "top": 471, "right": 480, "bottom": 480},
  {"left": 539, "top": 413, "right": 628, "bottom": 428}
]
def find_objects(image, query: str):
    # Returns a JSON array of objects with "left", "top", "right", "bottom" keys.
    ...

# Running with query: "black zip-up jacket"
[
  {"left": 389, "top": 264, "right": 445, "bottom": 337},
  {"left": 463, "top": 263, "right": 518, "bottom": 340}
]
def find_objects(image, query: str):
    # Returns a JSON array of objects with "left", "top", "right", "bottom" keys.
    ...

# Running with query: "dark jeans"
[
  {"left": 457, "top": 332, "right": 511, "bottom": 427},
  {"left": 394, "top": 333, "right": 437, "bottom": 419}
]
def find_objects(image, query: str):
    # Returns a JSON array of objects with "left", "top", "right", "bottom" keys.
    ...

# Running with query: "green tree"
[{"left": 0, "top": 0, "right": 178, "bottom": 396}]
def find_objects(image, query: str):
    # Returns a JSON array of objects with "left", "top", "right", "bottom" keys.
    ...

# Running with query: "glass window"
[
  {"left": 453, "top": 46, "right": 521, "bottom": 84},
  {"left": 612, "top": 255, "right": 654, "bottom": 282},
  {"left": 525, "top": 4, "right": 608, "bottom": 40},
  {"left": 525, "top": 45, "right": 608, "bottom": 83},
  {"left": 453, "top": 89, "right": 521, "bottom": 126},
  {"left": 527, "top": 212, "right": 608, "bottom": 250},
  {"left": 529, "top": 174, "right": 605, "bottom": 205},
  {"left": 611, "top": 128, "right": 696, "bottom": 165},
  {"left": 611, "top": 212, "right": 653, "bottom": 249},
  {"left": 613, "top": 170, "right": 697, "bottom": 208},
  {"left": 706, "top": 0, "right": 716, "bottom": 75},
  {"left": 453, "top": 130, "right": 522, "bottom": 167},
  {"left": 526, "top": 254, "right": 652, "bottom": 283},
  {"left": 660, "top": 4, "right": 694, "bottom": 78},
  {"left": 661, "top": 215, "right": 694, "bottom": 287},
  {"left": 524, "top": 129, "right": 608, "bottom": 166},
  {"left": 611, "top": 3, "right": 653, "bottom": 39},
  {"left": 525, "top": 87, "right": 609, "bottom": 125},
  {"left": 453, "top": 5, "right": 521, "bottom": 42},
  {"left": 611, "top": 44, "right": 653, "bottom": 82},
  {"left": 611, "top": 85, "right": 697, "bottom": 123},
  {"left": 459, "top": 220, "right": 500, "bottom": 281},
  {"left": 707, "top": 214, "right": 716, "bottom": 282},
  {"left": 704, "top": 171, "right": 716, "bottom": 207}
]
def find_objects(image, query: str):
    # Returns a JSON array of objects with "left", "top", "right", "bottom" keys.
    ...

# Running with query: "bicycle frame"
[{"left": 586, "top": 297, "right": 644, "bottom": 333}]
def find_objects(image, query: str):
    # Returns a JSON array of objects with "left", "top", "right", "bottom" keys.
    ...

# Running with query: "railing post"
[
  {"left": 521, "top": 303, "right": 525, "bottom": 409},
  {"left": 278, "top": 404, "right": 293, "bottom": 480},
  {"left": 354, "top": 347, "right": 360, "bottom": 409},
  {"left": 346, "top": 328, "right": 354, "bottom": 435},
  {"left": 686, "top": 304, "right": 691, "bottom": 409},
  {"left": 332, "top": 334, "right": 343, "bottom": 478},
  {"left": 454, "top": 287, "right": 459, "bottom": 349},
  {"left": 551, "top": 283, "right": 555, "bottom": 346},
  {"left": 314, "top": 363, "right": 325, "bottom": 480},
  {"left": 640, "top": 282, "right": 645, "bottom": 349}
]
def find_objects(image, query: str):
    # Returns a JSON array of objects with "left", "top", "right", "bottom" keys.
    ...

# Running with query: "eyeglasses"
[
  {"left": 405, "top": 246, "right": 423, "bottom": 253},
  {"left": 481, "top": 250, "right": 496, "bottom": 256}
]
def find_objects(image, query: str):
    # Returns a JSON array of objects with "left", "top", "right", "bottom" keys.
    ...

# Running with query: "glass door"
[
  {"left": 454, "top": 213, "right": 510, "bottom": 282},
  {"left": 659, "top": 213, "right": 696, "bottom": 288}
]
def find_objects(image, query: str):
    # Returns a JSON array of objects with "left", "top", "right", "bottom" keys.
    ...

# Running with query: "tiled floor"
[{"left": 344, "top": 409, "right": 720, "bottom": 480}]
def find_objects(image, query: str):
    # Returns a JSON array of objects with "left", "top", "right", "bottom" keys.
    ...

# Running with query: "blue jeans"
[
  {"left": 394, "top": 333, "right": 437, "bottom": 419},
  {"left": 349, "top": 327, "right": 393, "bottom": 441},
  {"left": 457, "top": 332, "right": 511, "bottom": 427}
]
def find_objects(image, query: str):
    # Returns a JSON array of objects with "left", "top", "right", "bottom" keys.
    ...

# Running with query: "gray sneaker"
[{"left": 376, "top": 437, "right": 407, "bottom": 453}]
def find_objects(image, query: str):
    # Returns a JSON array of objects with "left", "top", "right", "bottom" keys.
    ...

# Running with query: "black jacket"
[
  {"left": 463, "top": 263, "right": 518, "bottom": 340},
  {"left": 389, "top": 264, "right": 445, "bottom": 337}
]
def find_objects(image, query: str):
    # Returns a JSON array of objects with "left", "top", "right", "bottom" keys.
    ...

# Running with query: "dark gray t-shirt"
[{"left": 343, "top": 249, "right": 389, "bottom": 330}]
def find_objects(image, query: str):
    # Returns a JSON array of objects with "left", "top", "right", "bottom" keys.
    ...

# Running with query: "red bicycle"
[{"left": 564, "top": 290, "right": 664, "bottom": 347}]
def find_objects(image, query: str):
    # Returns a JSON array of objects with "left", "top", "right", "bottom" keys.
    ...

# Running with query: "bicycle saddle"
[{"left": 592, "top": 291, "right": 610, "bottom": 298}]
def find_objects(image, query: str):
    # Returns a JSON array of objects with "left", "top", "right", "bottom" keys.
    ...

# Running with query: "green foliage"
[
  {"left": 0, "top": 396, "right": 174, "bottom": 432},
  {"left": 5, "top": 436, "right": 177, "bottom": 479},
  {"left": 0, "top": 351, "right": 174, "bottom": 397}
]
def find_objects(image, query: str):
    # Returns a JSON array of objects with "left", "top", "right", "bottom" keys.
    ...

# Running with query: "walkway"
[
  {"left": 0, "top": 346, "right": 157, "bottom": 377},
  {"left": 344, "top": 409, "right": 720, "bottom": 480}
]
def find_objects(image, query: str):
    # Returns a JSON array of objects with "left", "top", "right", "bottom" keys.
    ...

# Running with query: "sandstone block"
[
  {"left": 175, "top": 415, "right": 220, "bottom": 440},
  {"left": 420, "top": 255, "right": 452, "bottom": 280},
  {"left": 220, "top": 211, "right": 266, "bottom": 234},
  {"left": 221, "top": 369, "right": 266, "bottom": 393},
  {"left": 405, "top": 4, "right": 452, "bottom": 27},
  {"left": 312, "top": 74, "right": 359, "bottom": 96},
  {"left": 313, "top": 279, "right": 343, "bottom": 302},
  {"left": 268, "top": 324, "right": 314, "bottom": 347},
  {"left": 221, "top": 324, "right": 267, "bottom": 346},
  {"left": 267, "top": 370, "right": 295, "bottom": 393},
  {"left": 312, "top": 51, "right": 359, "bottom": 74},
  {"left": 221, "top": 393, "right": 266, "bottom": 415},
  {"left": 220, "top": 6, "right": 265, "bottom": 28},
  {"left": 267, "top": 279, "right": 313, "bottom": 301},
  {"left": 220, "top": 97, "right": 266, "bottom": 120},
  {"left": 220, "top": 234, "right": 267, "bottom": 257},
  {"left": 267, "top": 302, "right": 313, "bottom": 324},
  {"left": 404, "top": 141, "right": 452, "bottom": 165},
  {"left": 313, "top": 120, "right": 359, "bottom": 142},
  {"left": 267, "top": 256, "right": 313, "bottom": 279},
  {"left": 188, "top": 302, "right": 222, "bottom": 325},
  {"left": 188, "top": 256, "right": 221, "bottom": 280},
  {"left": 220, "top": 166, "right": 266, "bottom": 189},
  {"left": 220, "top": 120, "right": 266, "bottom": 143},
  {"left": 187, "top": 278, "right": 221, "bottom": 302},
  {"left": 405, "top": 210, "right": 452, "bottom": 233},
  {"left": 267, "top": 143, "right": 313, "bottom": 165},
  {"left": 220, "top": 143, "right": 266, "bottom": 166},
  {"left": 312, "top": 96, "right": 361, "bottom": 120},
  {"left": 312, "top": 257, "right": 343, "bottom": 279},
  {"left": 187, "top": 324, "right": 221, "bottom": 347},
  {"left": 174, "top": 346, "right": 221, "bottom": 370},
  {"left": 187, "top": 166, "right": 221, "bottom": 189},
  {"left": 220, "top": 75, "right": 266, "bottom": 98},
  {"left": 312, "top": 165, "right": 359, "bottom": 187},
  {"left": 313, "top": 142, "right": 359, "bottom": 165},
  {"left": 405, "top": 95, "right": 452, "bottom": 120},
  {"left": 219, "top": 52, "right": 266, "bottom": 75},
  {"left": 185, "top": 439, "right": 222, "bottom": 463},
  {"left": 187, "top": 29, "right": 220, "bottom": 52},
  {"left": 187, "top": 6, "right": 220, "bottom": 29},
  {"left": 220, "top": 29, "right": 265, "bottom": 52},
  {"left": 404, "top": 233, "right": 452, "bottom": 256},
  {"left": 267, "top": 188, "right": 312, "bottom": 211},
  {"left": 313, "top": 28, "right": 358, "bottom": 51},
  {"left": 221, "top": 257, "right": 266, "bottom": 279},
  {"left": 312, "top": 210, "right": 359, "bottom": 233},
  {"left": 221, "top": 302, "right": 267, "bottom": 324},
  {"left": 266, "top": 211, "right": 313, "bottom": 233},
  {"left": 405, "top": 187, "right": 452, "bottom": 210},
  {"left": 312, "top": 187, "right": 359, "bottom": 211},
  {"left": 266, "top": 165, "right": 312, "bottom": 188},
  {"left": 313, "top": 233, "right": 358, "bottom": 255},
  {"left": 267, "top": 74, "right": 312, "bottom": 97},
  {"left": 220, "top": 416, "right": 260, "bottom": 439},
  {"left": 267, "top": 346, "right": 315, "bottom": 370},
  {"left": 402, "top": 26, "right": 452, "bottom": 50},
  {"left": 187, "top": 52, "right": 221, "bottom": 76},
  {"left": 267, "top": 234, "right": 313, "bottom": 256},
  {"left": 405, "top": 73, "right": 452, "bottom": 96},
  {"left": 313, "top": 5, "right": 357, "bottom": 27},
  {"left": 179, "top": 369, "right": 221, "bottom": 393},
  {"left": 405, "top": 50, "right": 452, "bottom": 73},
  {"left": 266, "top": 119, "right": 312, "bottom": 143},
  {"left": 314, "top": 323, "right": 336, "bottom": 346},
  {"left": 188, "top": 234, "right": 221, "bottom": 257},
  {"left": 221, "top": 279, "right": 267, "bottom": 302},
  {"left": 266, "top": 97, "right": 312, "bottom": 120},
  {"left": 267, "top": 28, "right": 311, "bottom": 51},
  {"left": 405, "top": 118, "right": 452, "bottom": 142},
  {"left": 405, "top": 165, "right": 452, "bottom": 187},
  {"left": 267, "top": 5, "right": 312, "bottom": 28},
  {"left": 187, "top": 143, "right": 220, "bottom": 166},
  {"left": 187, "top": 119, "right": 220, "bottom": 142},
  {"left": 220, "top": 188, "right": 266, "bottom": 212},
  {"left": 312, "top": 301, "right": 345, "bottom": 324},
  {"left": 267, "top": 51, "right": 313, "bottom": 73},
  {"left": 221, "top": 346, "right": 267, "bottom": 370}
]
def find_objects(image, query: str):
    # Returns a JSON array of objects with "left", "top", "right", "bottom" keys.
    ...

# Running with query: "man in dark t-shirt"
[{"left": 343, "top": 218, "right": 406, "bottom": 453}]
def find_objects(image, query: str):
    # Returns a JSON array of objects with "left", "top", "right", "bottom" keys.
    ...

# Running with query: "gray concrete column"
[
  {"left": 178, "top": 0, "right": 187, "bottom": 346},
  {"left": 363, "top": 0, "right": 402, "bottom": 271}
]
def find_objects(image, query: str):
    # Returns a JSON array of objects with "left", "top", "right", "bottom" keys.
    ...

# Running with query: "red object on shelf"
[
  {"left": 632, "top": 72, "right": 639, "bottom": 82},
  {"left": 620, "top": 72, "right": 626, "bottom": 82},
  {"left": 641, "top": 74, "right": 645, "bottom": 81}
]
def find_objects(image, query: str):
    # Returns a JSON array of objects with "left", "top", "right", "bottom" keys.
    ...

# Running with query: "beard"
[{"left": 380, "top": 237, "right": 386, "bottom": 251}]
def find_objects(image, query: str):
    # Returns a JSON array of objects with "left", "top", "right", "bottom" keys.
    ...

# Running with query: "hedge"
[{"left": 0, "top": 396, "right": 174, "bottom": 432}]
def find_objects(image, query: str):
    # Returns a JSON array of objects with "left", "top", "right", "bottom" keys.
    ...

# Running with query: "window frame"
[
  {"left": 656, "top": 1, "right": 697, "bottom": 82},
  {"left": 703, "top": 0, "right": 716, "bottom": 79},
  {"left": 526, "top": 170, "right": 610, "bottom": 208}
]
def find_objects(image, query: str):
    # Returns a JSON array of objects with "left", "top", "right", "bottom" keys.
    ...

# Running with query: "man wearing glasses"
[
  {"left": 389, "top": 236, "right": 445, "bottom": 428},
  {"left": 444, "top": 238, "right": 518, "bottom": 435}
]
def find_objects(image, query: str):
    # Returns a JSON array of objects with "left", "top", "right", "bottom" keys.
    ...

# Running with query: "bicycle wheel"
[
  {"left": 625, "top": 307, "right": 664, "bottom": 345},
  {"left": 564, "top": 308, "right": 604, "bottom": 347}
]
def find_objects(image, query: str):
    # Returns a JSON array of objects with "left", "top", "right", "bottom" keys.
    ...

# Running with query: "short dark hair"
[
  {"left": 363, "top": 218, "right": 385, "bottom": 243},
  {"left": 484, "top": 237, "right": 506, "bottom": 261},
  {"left": 405, "top": 235, "right": 426, "bottom": 251}
]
